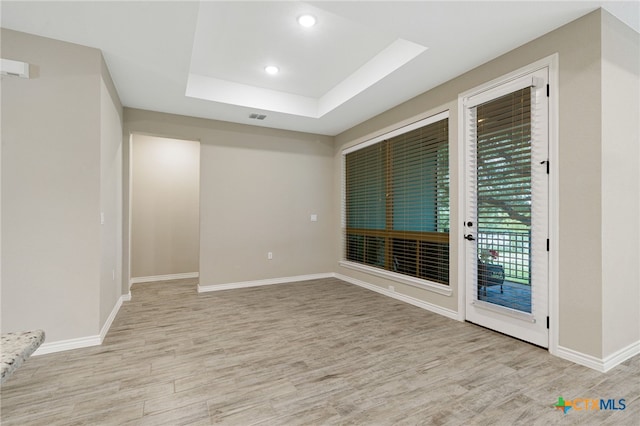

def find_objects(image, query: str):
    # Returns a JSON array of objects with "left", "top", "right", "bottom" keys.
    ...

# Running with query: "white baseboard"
[
  {"left": 33, "top": 293, "right": 129, "bottom": 356},
  {"left": 334, "top": 273, "right": 459, "bottom": 321},
  {"left": 99, "top": 294, "right": 125, "bottom": 341},
  {"left": 199, "top": 272, "right": 459, "bottom": 321},
  {"left": 198, "top": 273, "right": 334, "bottom": 293},
  {"left": 555, "top": 346, "right": 605, "bottom": 372},
  {"left": 556, "top": 340, "right": 640, "bottom": 373},
  {"left": 130, "top": 272, "right": 199, "bottom": 285},
  {"left": 603, "top": 340, "right": 640, "bottom": 371},
  {"left": 33, "top": 334, "right": 102, "bottom": 356}
]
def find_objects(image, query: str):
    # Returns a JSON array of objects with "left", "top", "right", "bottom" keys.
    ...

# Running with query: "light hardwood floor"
[{"left": 1, "top": 278, "right": 638, "bottom": 425}]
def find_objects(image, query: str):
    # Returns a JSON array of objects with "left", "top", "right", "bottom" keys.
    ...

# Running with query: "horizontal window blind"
[{"left": 345, "top": 116, "right": 449, "bottom": 285}]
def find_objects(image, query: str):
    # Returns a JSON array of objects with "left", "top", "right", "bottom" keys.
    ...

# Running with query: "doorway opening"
[{"left": 128, "top": 134, "right": 200, "bottom": 286}]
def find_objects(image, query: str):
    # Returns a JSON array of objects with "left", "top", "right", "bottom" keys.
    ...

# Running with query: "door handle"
[{"left": 464, "top": 234, "right": 475, "bottom": 241}]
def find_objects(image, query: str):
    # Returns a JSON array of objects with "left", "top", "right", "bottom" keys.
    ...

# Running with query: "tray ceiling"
[{"left": 2, "top": 1, "right": 638, "bottom": 135}]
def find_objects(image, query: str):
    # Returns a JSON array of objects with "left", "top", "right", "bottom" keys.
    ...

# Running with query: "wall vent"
[{"left": 249, "top": 113, "right": 267, "bottom": 120}]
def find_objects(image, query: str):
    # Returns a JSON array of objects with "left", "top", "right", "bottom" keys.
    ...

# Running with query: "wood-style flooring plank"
[{"left": 1, "top": 277, "right": 638, "bottom": 425}]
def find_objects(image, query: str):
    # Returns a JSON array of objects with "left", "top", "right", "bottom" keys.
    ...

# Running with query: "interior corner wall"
[
  {"left": 334, "top": 11, "right": 606, "bottom": 358},
  {"left": 123, "top": 109, "right": 335, "bottom": 288},
  {"left": 1, "top": 29, "right": 104, "bottom": 341},
  {"left": 130, "top": 134, "right": 200, "bottom": 279},
  {"left": 600, "top": 11, "right": 640, "bottom": 358}
]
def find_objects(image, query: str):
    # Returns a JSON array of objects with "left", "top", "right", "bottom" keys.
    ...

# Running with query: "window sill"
[{"left": 338, "top": 261, "right": 453, "bottom": 297}]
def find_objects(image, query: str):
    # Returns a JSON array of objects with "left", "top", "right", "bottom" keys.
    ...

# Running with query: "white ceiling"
[{"left": 2, "top": 1, "right": 638, "bottom": 136}]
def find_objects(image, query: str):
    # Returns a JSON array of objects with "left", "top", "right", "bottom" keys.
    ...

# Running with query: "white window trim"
[
  {"left": 340, "top": 110, "right": 452, "bottom": 297},
  {"left": 342, "top": 111, "right": 449, "bottom": 155},
  {"left": 339, "top": 260, "right": 453, "bottom": 296}
]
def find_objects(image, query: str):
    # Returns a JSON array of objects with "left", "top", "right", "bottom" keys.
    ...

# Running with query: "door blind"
[{"left": 476, "top": 88, "right": 531, "bottom": 286}]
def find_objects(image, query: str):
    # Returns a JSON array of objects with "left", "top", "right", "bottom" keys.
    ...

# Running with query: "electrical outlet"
[{"left": 268, "top": 252, "right": 273, "bottom": 260}]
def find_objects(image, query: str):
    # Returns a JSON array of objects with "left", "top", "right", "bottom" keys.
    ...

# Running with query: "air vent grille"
[{"left": 249, "top": 113, "right": 267, "bottom": 120}]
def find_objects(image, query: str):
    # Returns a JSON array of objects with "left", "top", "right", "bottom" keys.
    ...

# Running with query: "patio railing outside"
[{"left": 478, "top": 231, "right": 530, "bottom": 285}]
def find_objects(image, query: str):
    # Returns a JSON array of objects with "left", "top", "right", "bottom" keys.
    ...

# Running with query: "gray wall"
[
  {"left": 600, "top": 12, "right": 640, "bottom": 357},
  {"left": 334, "top": 10, "right": 639, "bottom": 359},
  {"left": 124, "top": 109, "right": 335, "bottom": 287},
  {"left": 1, "top": 29, "right": 123, "bottom": 342},
  {"left": 131, "top": 134, "right": 200, "bottom": 278}
]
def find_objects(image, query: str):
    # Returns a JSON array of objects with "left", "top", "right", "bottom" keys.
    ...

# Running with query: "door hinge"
[
  {"left": 540, "top": 160, "right": 549, "bottom": 174},
  {"left": 547, "top": 316, "right": 550, "bottom": 329},
  {"left": 546, "top": 239, "right": 550, "bottom": 251},
  {"left": 546, "top": 84, "right": 550, "bottom": 97}
]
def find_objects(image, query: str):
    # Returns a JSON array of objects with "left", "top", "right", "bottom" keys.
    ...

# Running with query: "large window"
[{"left": 344, "top": 113, "right": 450, "bottom": 285}]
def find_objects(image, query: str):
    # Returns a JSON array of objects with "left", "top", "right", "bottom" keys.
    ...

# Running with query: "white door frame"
[{"left": 456, "top": 54, "right": 559, "bottom": 353}]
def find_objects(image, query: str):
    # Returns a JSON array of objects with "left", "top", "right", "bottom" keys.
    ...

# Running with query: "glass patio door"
[{"left": 463, "top": 68, "right": 549, "bottom": 348}]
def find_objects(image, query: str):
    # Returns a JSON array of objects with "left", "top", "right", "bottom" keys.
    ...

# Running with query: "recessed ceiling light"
[
  {"left": 264, "top": 65, "right": 279, "bottom": 75},
  {"left": 297, "top": 14, "right": 316, "bottom": 27}
]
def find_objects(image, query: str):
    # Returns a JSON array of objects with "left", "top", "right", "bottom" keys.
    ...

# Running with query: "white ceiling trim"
[
  {"left": 186, "top": 38, "right": 426, "bottom": 118},
  {"left": 318, "top": 39, "right": 426, "bottom": 117},
  {"left": 185, "top": 73, "right": 318, "bottom": 117}
]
